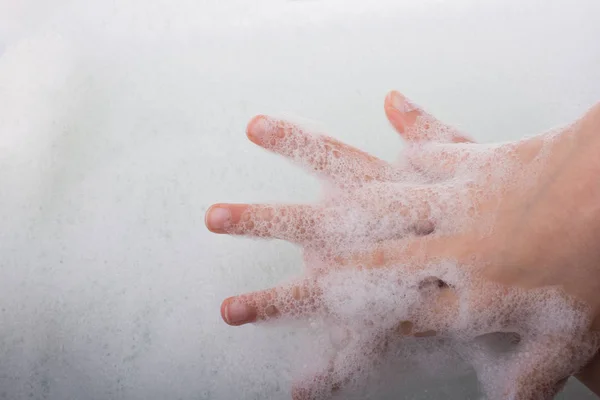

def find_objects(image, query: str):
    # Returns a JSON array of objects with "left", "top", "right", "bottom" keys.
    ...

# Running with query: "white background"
[{"left": 0, "top": 0, "right": 599, "bottom": 398}]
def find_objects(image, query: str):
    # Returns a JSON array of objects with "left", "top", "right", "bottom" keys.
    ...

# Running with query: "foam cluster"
[{"left": 228, "top": 111, "right": 600, "bottom": 399}]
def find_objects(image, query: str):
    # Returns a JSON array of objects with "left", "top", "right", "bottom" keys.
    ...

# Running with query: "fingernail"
[
  {"left": 388, "top": 91, "right": 404, "bottom": 111},
  {"left": 206, "top": 206, "right": 231, "bottom": 231},
  {"left": 247, "top": 116, "right": 270, "bottom": 143},
  {"left": 388, "top": 91, "right": 420, "bottom": 113},
  {"left": 225, "top": 301, "right": 253, "bottom": 325}
]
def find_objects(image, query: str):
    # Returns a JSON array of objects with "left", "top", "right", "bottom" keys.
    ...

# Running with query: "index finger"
[{"left": 247, "top": 115, "right": 402, "bottom": 184}]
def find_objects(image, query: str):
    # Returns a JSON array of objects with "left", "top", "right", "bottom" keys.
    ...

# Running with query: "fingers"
[
  {"left": 219, "top": 233, "right": 466, "bottom": 327},
  {"left": 384, "top": 90, "right": 473, "bottom": 144},
  {"left": 384, "top": 90, "right": 478, "bottom": 180},
  {"left": 220, "top": 279, "right": 322, "bottom": 326},
  {"left": 205, "top": 203, "right": 324, "bottom": 243},
  {"left": 246, "top": 115, "right": 400, "bottom": 184},
  {"left": 206, "top": 181, "right": 465, "bottom": 244},
  {"left": 384, "top": 90, "right": 425, "bottom": 139}
]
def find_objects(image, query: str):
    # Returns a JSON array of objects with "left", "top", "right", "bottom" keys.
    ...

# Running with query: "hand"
[
  {"left": 205, "top": 92, "right": 600, "bottom": 399},
  {"left": 385, "top": 91, "right": 600, "bottom": 398}
]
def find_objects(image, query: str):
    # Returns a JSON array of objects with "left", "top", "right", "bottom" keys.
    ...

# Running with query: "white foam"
[
  {"left": 231, "top": 109, "right": 600, "bottom": 399},
  {"left": 1, "top": 0, "right": 600, "bottom": 399}
]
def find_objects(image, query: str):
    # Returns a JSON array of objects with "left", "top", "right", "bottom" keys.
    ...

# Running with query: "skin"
[
  {"left": 205, "top": 91, "right": 600, "bottom": 399},
  {"left": 383, "top": 92, "right": 600, "bottom": 397}
]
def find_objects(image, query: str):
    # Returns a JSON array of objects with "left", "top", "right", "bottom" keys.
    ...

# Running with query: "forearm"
[{"left": 576, "top": 352, "right": 600, "bottom": 397}]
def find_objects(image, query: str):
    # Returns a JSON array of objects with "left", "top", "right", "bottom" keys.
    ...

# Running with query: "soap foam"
[
  {"left": 240, "top": 114, "right": 600, "bottom": 399},
  {"left": 2, "top": 1, "right": 600, "bottom": 398}
]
